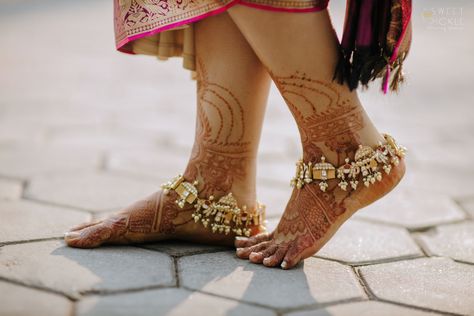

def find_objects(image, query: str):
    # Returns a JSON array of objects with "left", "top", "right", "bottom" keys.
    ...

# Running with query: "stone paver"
[
  {"left": 265, "top": 217, "right": 279, "bottom": 232},
  {"left": 258, "top": 184, "right": 291, "bottom": 218},
  {"left": 0, "top": 281, "right": 72, "bottom": 316},
  {"left": 356, "top": 187, "right": 466, "bottom": 230},
  {"left": 461, "top": 199, "right": 474, "bottom": 218},
  {"left": 46, "top": 126, "right": 162, "bottom": 152},
  {"left": 286, "top": 301, "right": 437, "bottom": 316},
  {"left": 25, "top": 172, "right": 158, "bottom": 212},
  {"left": 106, "top": 149, "right": 188, "bottom": 182},
  {"left": 0, "top": 178, "right": 23, "bottom": 200},
  {"left": 77, "top": 288, "right": 275, "bottom": 316},
  {"left": 359, "top": 258, "right": 474, "bottom": 315},
  {"left": 402, "top": 166, "right": 474, "bottom": 198},
  {"left": 410, "top": 141, "right": 474, "bottom": 172},
  {"left": 0, "top": 146, "right": 101, "bottom": 179},
  {"left": 417, "top": 221, "right": 474, "bottom": 264},
  {"left": 317, "top": 220, "right": 422, "bottom": 265},
  {"left": 0, "top": 240, "right": 175, "bottom": 298},
  {"left": 141, "top": 241, "right": 229, "bottom": 257},
  {"left": 179, "top": 252, "right": 365, "bottom": 309},
  {"left": 0, "top": 200, "right": 90, "bottom": 244}
]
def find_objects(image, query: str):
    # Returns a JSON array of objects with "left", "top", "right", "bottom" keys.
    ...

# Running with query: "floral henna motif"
[{"left": 273, "top": 185, "right": 339, "bottom": 250}]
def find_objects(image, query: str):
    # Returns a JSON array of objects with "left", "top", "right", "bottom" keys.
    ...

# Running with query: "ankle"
[
  {"left": 294, "top": 133, "right": 406, "bottom": 193},
  {"left": 302, "top": 129, "right": 385, "bottom": 163},
  {"left": 182, "top": 158, "right": 258, "bottom": 207}
]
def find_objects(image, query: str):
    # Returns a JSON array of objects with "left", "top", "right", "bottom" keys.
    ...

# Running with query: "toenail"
[
  {"left": 281, "top": 261, "right": 288, "bottom": 269},
  {"left": 64, "top": 232, "right": 80, "bottom": 239},
  {"left": 235, "top": 237, "right": 248, "bottom": 241}
]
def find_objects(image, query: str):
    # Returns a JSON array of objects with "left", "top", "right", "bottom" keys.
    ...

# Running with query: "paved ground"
[{"left": 1, "top": 0, "right": 473, "bottom": 315}]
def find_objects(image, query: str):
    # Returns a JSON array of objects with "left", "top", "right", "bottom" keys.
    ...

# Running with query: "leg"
[
  {"left": 65, "top": 12, "right": 271, "bottom": 248},
  {"left": 228, "top": 7, "right": 405, "bottom": 268}
]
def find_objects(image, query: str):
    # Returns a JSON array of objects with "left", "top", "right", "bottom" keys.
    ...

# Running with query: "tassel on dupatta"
[{"left": 334, "top": 0, "right": 412, "bottom": 93}]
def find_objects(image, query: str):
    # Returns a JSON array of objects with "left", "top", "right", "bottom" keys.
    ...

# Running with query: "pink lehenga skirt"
[{"left": 114, "top": 0, "right": 329, "bottom": 71}]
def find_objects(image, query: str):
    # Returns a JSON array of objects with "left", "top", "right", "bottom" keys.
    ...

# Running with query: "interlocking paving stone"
[
  {"left": 0, "top": 119, "right": 46, "bottom": 147},
  {"left": 317, "top": 219, "right": 422, "bottom": 264},
  {"left": 257, "top": 184, "right": 291, "bottom": 219},
  {"left": 286, "top": 301, "right": 436, "bottom": 316},
  {"left": 461, "top": 199, "right": 474, "bottom": 218},
  {"left": 25, "top": 172, "right": 158, "bottom": 212},
  {"left": 402, "top": 166, "right": 474, "bottom": 198},
  {"left": 257, "top": 131, "right": 298, "bottom": 160},
  {"left": 77, "top": 288, "right": 275, "bottom": 316},
  {"left": 265, "top": 217, "right": 279, "bottom": 232},
  {"left": 257, "top": 155, "right": 298, "bottom": 184},
  {"left": 0, "top": 178, "right": 22, "bottom": 200},
  {"left": 141, "top": 240, "right": 229, "bottom": 257},
  {"left": 179, "top": 252, "right": 365, "bottom": 309},
  {"left": 106, "top": 149, "right": 188, "bottom": 182},
  {"left": 46, "top": 126, "right": 162, "bottom": 151},
  {"left": 417, "top": 221, "right": 474, "bottom": 264},
  {"left": 356, "top": 187, "right": 465, "bottom": 230},
  {"left": 0, "top": 281, "right": 72, "bottom": 316},
  {"left": 410, "top": 141, "right": 474, "bottom": 171},
  {"left": 359, "top": 258, "right": 474, "bottom": 315},
  {"left": 0, "top": 240, "right": 175, "bottom": 298},
  {"left": 0, "top": 200, "right": 90, "bottom": 244},
  {"left": 0, "top": 146, "right": 101, "bottom": 179}
]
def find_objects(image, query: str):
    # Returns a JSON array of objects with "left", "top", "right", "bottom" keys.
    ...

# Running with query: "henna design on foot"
[
  {"left": 236, "top": 72, "right": 405, "bottom": 269},
  {"left": 65, "top": 58, "right": 262, "bottom": 248}
]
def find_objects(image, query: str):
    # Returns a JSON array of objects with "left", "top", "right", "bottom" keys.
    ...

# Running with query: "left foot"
[{"left": 236, "top": 158, "right": 405, "bottom": 269}]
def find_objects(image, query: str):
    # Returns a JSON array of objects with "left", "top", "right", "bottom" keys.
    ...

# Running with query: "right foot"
[
  {"left": 235, "top": 73, "right": 406, "bottom": 269},
  {"left": 236, "top": 157, "right": 405, "bottom": 269}
]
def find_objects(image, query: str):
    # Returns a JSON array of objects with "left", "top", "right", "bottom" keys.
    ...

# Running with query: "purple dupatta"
[{"left": 334, "top": 0, "right": 412, "bottom": 93}]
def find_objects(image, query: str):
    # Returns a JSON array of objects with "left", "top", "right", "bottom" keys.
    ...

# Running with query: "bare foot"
[
  {"left": 65, "top": 53, "right": 270, "bottom": 248},
  {"left": 234, "top": 70, "right": 407, "bottom": 269},
  {"left": 235, "top": 159, "right": 405, "bottom": 269},
  {"left": 64, "top": 185, "right": 265, "bottom": 248}
]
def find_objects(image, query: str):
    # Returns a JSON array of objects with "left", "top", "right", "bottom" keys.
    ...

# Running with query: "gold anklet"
[
  {"left": 290, "top": 134, "right": 406, "bottom": 192},
  {"left": 161, "top": 175, "right": 265, "bottom": 237}
]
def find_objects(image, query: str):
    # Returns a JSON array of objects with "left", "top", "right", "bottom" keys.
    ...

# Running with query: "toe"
[
  {"left": 236, "top": 241, "right": 271, "bottom": 259},
  {"left": 281, "top": 241, "right": 303, "bottom": 270},
  {"left": 250, "top": 243, "right": 278, "bottom": 264},
  {"left": 235, "top": 232, "right": 272, "bottom": 248},
  {"left": 65, "top": 223, "right": 112, "bottom": 248},
  {"left": 69, "top": 220, "right": 101, "bottom": 232},
  {"left": 249, "top": 251, "right": 264, "bottom": 263},
  {"left": 263, "top": 244, "right": 288, "bottom": 267}
]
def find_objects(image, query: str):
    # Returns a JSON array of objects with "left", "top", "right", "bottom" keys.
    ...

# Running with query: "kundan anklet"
[
  {"left": 291, "top": 134, "right": 406, "bottom": 192},
  {"left": 161, "top": 175, "right": 265, "bottom": 237}
]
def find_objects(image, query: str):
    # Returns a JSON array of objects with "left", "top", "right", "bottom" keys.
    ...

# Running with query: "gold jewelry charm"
[
  {"left": 161, "top": 175, "right": 265, "bottom": 237},
  {"left": 290, "top": 133, "right": 406, "bottom": 192}
]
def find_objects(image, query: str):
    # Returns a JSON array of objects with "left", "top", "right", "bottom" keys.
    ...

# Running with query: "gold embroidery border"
[
  {"left": 115, "top": 0, "right": 235, "bottom": 46},
  {"left": 242, "top": 0, "right": 328, "bottom": 9},
  {"left": 115, "top": 0, "right": 329, "bottom": 47}
]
